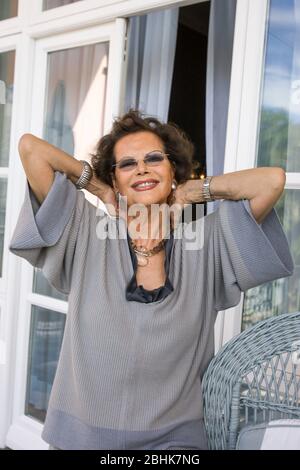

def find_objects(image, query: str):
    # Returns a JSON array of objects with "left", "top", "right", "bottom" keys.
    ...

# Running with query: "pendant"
[{"left": 136, "top": 254, "right": 149, "bottom": 267}]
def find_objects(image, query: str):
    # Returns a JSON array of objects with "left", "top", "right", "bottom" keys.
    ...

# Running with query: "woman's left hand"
[
  {"left": 170, "top": 179, "right": 205, "bottom": 208},
  {"left": 167, "top": 180, "right": 205, "bottom": 231}
]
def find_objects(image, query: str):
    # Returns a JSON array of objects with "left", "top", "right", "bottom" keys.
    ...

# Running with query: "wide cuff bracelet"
[
  {"left": 75, "top": 160, "right": 93, "bottom": 190},
  {"left": 202, "top": 176, "right": 215, "bottom": 202}
]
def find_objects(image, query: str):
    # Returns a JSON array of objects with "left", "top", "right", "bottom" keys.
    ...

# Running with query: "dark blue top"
[{"left": 126, "top": 229, "right": 174, "bottom": 303}]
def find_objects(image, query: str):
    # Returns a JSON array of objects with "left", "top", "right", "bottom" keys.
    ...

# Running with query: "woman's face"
[{"left": 111, "top": 131, "right": 175, "bottom": 208}]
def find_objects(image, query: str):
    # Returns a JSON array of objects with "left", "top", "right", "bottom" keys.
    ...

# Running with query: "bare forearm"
[
  {"left": 178, "top": 167, "right": 286, "bottom": 224},
  {"left": 31, "top": 135, "right": 82, "bottom": 182},
  {"left": 210, "top": 167, "right": 286, "bottom": 224},
  {"left": 21, "top": 134, "right": 106, "bottom": 199},
  {"left": 209, "top": 167, "right": 285, "bottom": 201}
]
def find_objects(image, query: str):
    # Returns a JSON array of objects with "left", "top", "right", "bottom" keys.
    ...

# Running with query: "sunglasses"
[{"left": 111, "top": 150, "right": 171, "bottom": 172}]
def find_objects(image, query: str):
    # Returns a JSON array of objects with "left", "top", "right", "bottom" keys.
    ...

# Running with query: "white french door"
[{"left": 5, "top": 18, "right": 127, "bottom": 450}]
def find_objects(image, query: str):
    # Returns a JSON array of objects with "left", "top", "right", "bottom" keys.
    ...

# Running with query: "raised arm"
[
  {"left": 174, "top": 167, "right": 286, "bottom": 225},
  {"left": 18, "top": 133, "right": 117, "bottom": 212}
]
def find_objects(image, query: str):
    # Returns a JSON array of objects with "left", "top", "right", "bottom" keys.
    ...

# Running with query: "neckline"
[
  {"left": 117, "top": 218, "right": 177, "bottom": 305},
  {"left": 126, "top": 226, "right": 174, "bottom": 274}
]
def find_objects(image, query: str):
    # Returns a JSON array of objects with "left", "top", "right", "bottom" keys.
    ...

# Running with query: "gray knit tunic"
[{"left": 9, "top": 171, "right": 294, "bottom": 450}]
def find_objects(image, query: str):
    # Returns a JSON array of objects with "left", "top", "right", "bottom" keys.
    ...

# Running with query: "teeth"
[{"left": 135, "top": 181, "right": 157, "bottom": 188}]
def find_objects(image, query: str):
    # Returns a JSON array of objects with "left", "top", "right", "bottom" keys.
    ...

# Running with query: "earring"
[{"left": 171, "top": 180, "right": 177, "bottom": 191}]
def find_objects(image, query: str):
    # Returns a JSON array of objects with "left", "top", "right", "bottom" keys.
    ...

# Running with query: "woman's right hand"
[{"left": 85, "top": 175, "right": 118, "bottom": 217}]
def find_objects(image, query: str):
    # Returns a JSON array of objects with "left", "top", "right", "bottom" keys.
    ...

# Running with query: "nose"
[{"left": 136, "top": 159, "right": 149, "bottom": 174}]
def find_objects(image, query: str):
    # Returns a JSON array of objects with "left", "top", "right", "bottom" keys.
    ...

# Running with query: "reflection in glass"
[
  {"left": 33, "top": 41, "right": 109, "bottom": 299},
  {"left": 242, "top": 190, "right": 299, "bottom": 330},
  {"left": 0, "top": 50, "right": 15, "bottom": 167},
  {"left": 26, "top": 306, "right": 66, "bottom": 423},
  {"left": 257, "top": 0, "right": 300, "bottom": 171},
  {"left": 242, "top": 0, "right": 300, "bottom": 329},
  {"left": 0, "top": 179, "right": 7, "bottom": 277},
  {"left": 43, "top": 0, "right": 82, "bottom": 11},
  {"left": 0, "top": 0, "right": 18, "bottom": 20}
]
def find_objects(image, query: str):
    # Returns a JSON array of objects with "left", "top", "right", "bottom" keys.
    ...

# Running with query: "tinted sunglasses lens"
[
  {"left": 145, "top": 153, "right": 165, "bottom": 165},
  {"left": 118, "top": 159, "right": 137, "bottom": 171}
]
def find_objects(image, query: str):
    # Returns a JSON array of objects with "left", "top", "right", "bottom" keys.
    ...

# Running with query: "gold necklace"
[{"left": 129, "top": 239, "right": 166, "bottom": 267}]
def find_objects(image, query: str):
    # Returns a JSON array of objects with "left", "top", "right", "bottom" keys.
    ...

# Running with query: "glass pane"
[
  {"left": 242, "top": 0, "right": 300, "bottom": 329},
  {"left": 25, "top": 305, "right": 66, "bottom": 423},
  {"left": 0, "top": 179, "right": 7, "bottom": 277},
  {"left": 0, "top": 50, "right": 16, "bottom": 167},
  {"left": 43, "top": 0, "right": 82, "bottom": 10},
  {"left": 33, "top": 41, "right": 109, "bottom": 300},
  {"left": 242, "top": 190, "right": 299, "bottom": 330},
  {"left": 0, "top": 0, "right": 18, "bottom": 20},
  {"left": 32, "top": 271, "right": 67, "bottom": 302},
  {"left": 256, "top": 0, "right": 300, "bottom": 171}
]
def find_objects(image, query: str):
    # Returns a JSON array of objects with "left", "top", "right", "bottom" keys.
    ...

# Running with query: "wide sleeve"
[
  {"left": 9, "top": 170, "right": 86, "bottom": 295},
  {"left": 210, "top": 198, "right": 295, "bottom": 312}
]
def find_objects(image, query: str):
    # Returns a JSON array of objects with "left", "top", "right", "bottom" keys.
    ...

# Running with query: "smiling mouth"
[{"left": 132, "top": 181, "right": 159, "bottom": 191}]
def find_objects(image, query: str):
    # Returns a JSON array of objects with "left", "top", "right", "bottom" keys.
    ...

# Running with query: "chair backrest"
[{"left": 202, "top": 311, "right": 300, "bottom": 449}]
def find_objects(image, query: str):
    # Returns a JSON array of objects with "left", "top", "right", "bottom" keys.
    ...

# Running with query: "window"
[
  {"left": 0, "top": 0, "right": 18, "bottom": 20},
  {"left": 242, "top": 0, "right": 299, "bottom": 329},
  {"left": 26, "top": 306, "right": 66, "bottom": 422},
  {"left": 43, "top": 0, "right": 82, "bottom": 11},
  {"left": 33, "top": 41, "right": 109, "bottom": 302},
  {"left": 27, "top": 40, "right": 109, "bottom": 422}
]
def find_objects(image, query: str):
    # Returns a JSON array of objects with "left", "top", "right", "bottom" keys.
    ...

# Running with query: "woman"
[{"left": 9, "top": 109, "right": 294, "bottom": 450}]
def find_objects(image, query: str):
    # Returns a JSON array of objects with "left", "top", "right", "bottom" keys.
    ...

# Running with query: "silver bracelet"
[
  {"left": 75, "top": 160, "right": 93, "bottom": 189},
  {"left": 202, "top": 176, "right": 215, "bottom": 202}
]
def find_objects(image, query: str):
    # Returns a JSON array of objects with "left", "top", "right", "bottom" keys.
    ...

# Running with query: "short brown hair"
[{"left": 90, "top": 108, "right": 194, "bottom": 187}]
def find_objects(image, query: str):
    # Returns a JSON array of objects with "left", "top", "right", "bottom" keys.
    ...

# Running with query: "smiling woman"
[
  {"left": 9, "top": 108, "right": 294, "bottom": 450},
  {"left": 112, "top": 131, "right": 176, "bottom": 208},
  {"left": 89, "top": 108, "right": 195, "bottom": 257},
  {"left": 90, "top": 108, "right": 194, "bottom": 188}
]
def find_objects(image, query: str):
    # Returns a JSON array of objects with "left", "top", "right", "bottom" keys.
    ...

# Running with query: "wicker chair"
[{"left": 202, "top": 311, "right": 300, "bottom": 450}]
